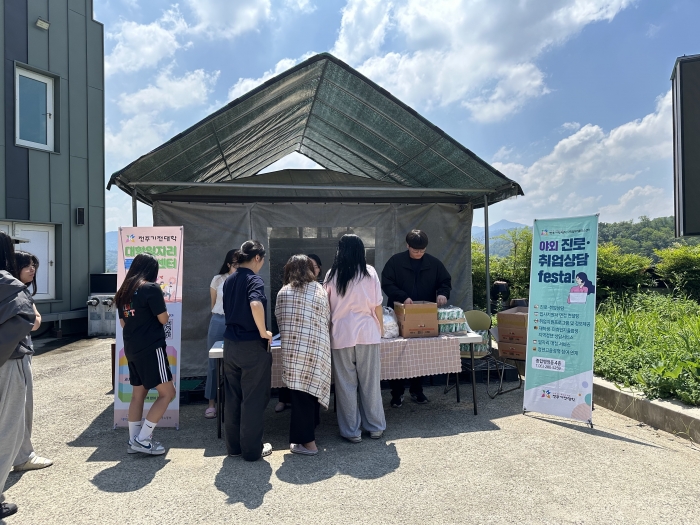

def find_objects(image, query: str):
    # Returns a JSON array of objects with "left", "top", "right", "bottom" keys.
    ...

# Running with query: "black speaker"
[
  {"left": 76, "top": 207, "right": 85, "bottom": 226},
  {"left": 672, "top": 55, "right": 700, "bottom": 237}
]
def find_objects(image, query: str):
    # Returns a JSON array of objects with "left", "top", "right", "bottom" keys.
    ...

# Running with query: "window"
[
  {"left": 15, "top": 67, "right": 54, "bottom": 151},
  {"left": 11, "top": 223, "right": 56, "bottom": 301}
]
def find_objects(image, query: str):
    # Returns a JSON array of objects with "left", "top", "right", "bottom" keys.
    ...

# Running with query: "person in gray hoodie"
[{"left": 0, "top": 232, "right": 37, "bottom": 520}]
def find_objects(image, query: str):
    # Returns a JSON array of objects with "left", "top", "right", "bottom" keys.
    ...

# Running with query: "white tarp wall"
[{"left": 154, "top": 201, "right": 473, "bottom": 377}]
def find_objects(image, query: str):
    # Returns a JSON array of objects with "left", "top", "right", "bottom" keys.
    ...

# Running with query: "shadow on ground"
[{"left": 215, "top": 456, "right": 273, "bottom": 509}]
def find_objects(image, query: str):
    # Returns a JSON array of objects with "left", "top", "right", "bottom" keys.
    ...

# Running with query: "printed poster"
[
  {"left": 114, "top": 227, "right": 183, "bottom": 429},
  {"left": 523, "top": 215, "right": 598, "bottom": 424}
]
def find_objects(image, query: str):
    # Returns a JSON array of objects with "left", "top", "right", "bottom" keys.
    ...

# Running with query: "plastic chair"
[{"left": 445, "top": 310, "right": 518, "bottom": 399}]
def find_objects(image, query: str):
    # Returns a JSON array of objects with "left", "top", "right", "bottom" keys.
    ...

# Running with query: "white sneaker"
[
  {"left": 131, "top": 436, "right": 166, "bottom": 455},
  {"left": 262, "top": 443, "right": 273, "bottom": 457},
  {"left": 13, "top": 455, "right": 53, "bottom": 471},
  {"left": 127, "top": 440, "right": 139, "bottom": 454}
]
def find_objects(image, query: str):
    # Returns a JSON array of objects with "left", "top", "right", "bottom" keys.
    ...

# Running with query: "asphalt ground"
[{"left": 3, "top": 337, "right": 700, "bottom": 525}]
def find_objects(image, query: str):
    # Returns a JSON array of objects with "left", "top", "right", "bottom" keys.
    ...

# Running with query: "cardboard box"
[
  {"left": 497, "top": 306, "right": 529, "bottom": 328},
  {"left": 393, "top": 301, "right": 438, "bottom": 338},
  {"left": 498, "top": 326, "right": 527, "bottom": 344},
  {"left": 498, "top": 342, "right": 527, "bottom": 360}
]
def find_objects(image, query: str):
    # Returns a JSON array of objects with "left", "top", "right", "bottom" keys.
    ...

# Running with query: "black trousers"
[
  {"left": 390, "top": 376, "right": 424, "bottom": 398},
  {"left": 278, "top": 387, "right": 291, "bottom": 404},
  {"left": 289, "top": 389, "right": 320, "bottom": 444},
  {"left": 223, "top": 338, "right": 272, "bottom": 461}
]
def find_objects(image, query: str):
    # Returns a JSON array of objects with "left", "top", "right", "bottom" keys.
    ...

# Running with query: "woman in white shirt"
[{"left": 204, "top": 249, "right": 238, "bottom": 418}]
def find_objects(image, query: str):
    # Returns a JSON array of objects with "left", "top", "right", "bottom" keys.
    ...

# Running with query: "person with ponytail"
[
  {"left": 324, "top": 234, "right": 386, "bottom": 443},
  {"left": 221, "top": 240, "right": 273, "bottom": 461},
  {"left": 204, "top": 249, "right": 239, "bottom": 419},
  {"left": 0, "top": 232, "right": 37, "bottom": 520},
  {"left": 11, "top": 251, "right": 53, "bottom": 474},
  {"left": 115, "top": 253, "right": 175, "bottom": 455}
]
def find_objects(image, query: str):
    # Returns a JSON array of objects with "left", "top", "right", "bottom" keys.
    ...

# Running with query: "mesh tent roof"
[{"left": 108, "top": 53, "right": 523, "bottom": 207}]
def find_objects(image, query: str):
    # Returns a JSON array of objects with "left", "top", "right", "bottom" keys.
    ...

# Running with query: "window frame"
[{"left": 15, "top": 66, "right": 55, "bottom": 152}]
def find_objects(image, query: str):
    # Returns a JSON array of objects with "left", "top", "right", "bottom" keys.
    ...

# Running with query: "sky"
[{"left": 97, "top": 0, "right": 700, "bottom": 230}]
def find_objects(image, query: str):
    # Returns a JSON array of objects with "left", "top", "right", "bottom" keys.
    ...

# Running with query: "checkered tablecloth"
[{"left": 270, "top": 335, "right": 462, "bottom": 387}]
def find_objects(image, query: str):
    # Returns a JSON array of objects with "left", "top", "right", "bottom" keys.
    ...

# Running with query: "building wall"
[{"left": 1, "top": 0, "right": 104, "bottom": 317}]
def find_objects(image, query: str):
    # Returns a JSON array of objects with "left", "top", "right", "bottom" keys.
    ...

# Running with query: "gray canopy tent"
[{"left": 108, "top": 53, "right": 523, "bottom": 376}]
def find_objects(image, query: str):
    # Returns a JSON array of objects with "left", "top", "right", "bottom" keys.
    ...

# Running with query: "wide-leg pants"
[
  {"left": 223, "top": 338, "right": 272, "bottom": 461},
  {"left": 288, "top": 389, "right": 320, "bottom": 445},
  {"left": 13, "top": 355, "right": 35, "bottom": 466},
  {"left": 332, "top": 344, "right": 386, "bottom": 438},
  {"left": 0, "top": 359, "right": 27, "bottom": 504}
]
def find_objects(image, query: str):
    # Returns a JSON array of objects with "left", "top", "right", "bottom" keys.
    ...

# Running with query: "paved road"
[{"left": 3, "top": 337, "right": 699, "bottom": 524}]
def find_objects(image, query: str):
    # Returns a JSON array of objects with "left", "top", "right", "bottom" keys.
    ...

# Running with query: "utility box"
[{"left": 87, "top": 295, "right": 116, "bottom": 336}]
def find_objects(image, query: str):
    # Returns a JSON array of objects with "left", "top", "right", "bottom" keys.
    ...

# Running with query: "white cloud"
[
  {"left": 646, "top": 23, "right": 660, "bottom": 37},
  {"left": 105, "top": 6, "right": 189, "bottom": 77},
  {"left": 332, "top": 0, "right": 634, "bottom": 121},
  {"left": 600, "top": 170, "right": 642, "bottom": 183},
  {"left": 118, "top": 66, "right": 220, "bottom": 114},
  {"left": 491, "top": 90, "right": 672, "bottom": 223},
  {"left": 227, "top": 53, "right": 315, "bottom": 101},
  {"left": 284, "top": 0, "right": 316, "bottom": 13},
  {"left": 185, "top": 0, "right": 271, "bottom": 39},
  {"left": 599, "top": 185, "right": 671, "bottom": 222},
  {"left": 259, "top": 152, "right": 324, "bottom": 173},
  {"left": 561, "top": 121, "right": 581, "bottom": 132},
  {"left": 332, "top": 0, "right": 394, "bottom": 65},
  {"left": 492, "top": 146, "right": 513, "bottom": 162},
  {"left": 106, "top": 114, "right": 174, "bottom": 168}
]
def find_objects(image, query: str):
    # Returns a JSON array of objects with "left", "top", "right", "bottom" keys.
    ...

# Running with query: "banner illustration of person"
[
  {"left": 114, "top": 227, "right": 184, "bottom": 429},
  {"left": 523, "top": 215, "right": 598, "bottom": 425}
]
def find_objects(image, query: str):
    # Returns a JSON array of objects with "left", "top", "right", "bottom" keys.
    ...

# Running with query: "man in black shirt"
[{"left": 381, "top": 230, "right": 452, "bottom": 407}]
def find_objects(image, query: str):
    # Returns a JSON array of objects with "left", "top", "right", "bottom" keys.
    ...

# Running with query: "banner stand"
[
  {"left": 113, "top": 227, "right": 184, "bottom": 429},
  {"left": 523, "top": 215, "right": 598, "bottom": 428}
]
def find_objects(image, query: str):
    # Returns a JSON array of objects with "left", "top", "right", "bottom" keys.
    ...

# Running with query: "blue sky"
[{"left": 98, "top": 0, "right": 699, "bottom": 230}]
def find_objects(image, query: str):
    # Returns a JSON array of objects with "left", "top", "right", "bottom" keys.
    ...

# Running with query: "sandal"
[
  {"left": 204, "top": 407, "right": 217, "bottom": 419},
  {"left": 290, "top": 444, "right": 318, "bottom": 456}
]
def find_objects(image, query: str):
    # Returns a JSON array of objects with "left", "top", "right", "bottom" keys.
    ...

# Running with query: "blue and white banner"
[{"left": 523, "top": 215, "right": 598, "bottom": 424}]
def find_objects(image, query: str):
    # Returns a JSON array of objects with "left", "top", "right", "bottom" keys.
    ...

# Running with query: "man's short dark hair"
[{"left": 406, "top": 230, "right": 429, "bottom": 250}]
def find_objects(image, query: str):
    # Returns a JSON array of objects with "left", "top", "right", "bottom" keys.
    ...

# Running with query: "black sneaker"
[
  {"left": 1, "top": 502, "right": 18, "bottom": 519},
  {"left": 410, "top": 392, "right": 429, "bottom": 404},
  {"left": 390, "top": 395, "right": 403, "bottom": 408}
]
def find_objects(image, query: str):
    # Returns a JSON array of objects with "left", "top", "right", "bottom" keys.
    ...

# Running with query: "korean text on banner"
[
  {"left": 114, "top": 227, "right": 184, "bottom": 429},
  {"left": 523, "top": 215, "right": 598, "bottom": 425}
]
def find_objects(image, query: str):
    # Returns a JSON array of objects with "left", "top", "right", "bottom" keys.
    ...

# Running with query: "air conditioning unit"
[{"left": 86, "top": 295, "right": 116, "bottom": 336}]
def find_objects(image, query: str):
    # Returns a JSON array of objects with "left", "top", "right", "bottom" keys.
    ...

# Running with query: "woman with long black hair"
[
  {"left": 0, "top": 232, "right": 37, "bottom": 520},
  {"left": 204, "top": 249, "right": 239, "bottom": 419},
  {"left": 324, "top": 234, "right": 385, "bottom": 443},
  {"left": 222, "top": 240, "right": 273, "bottom": 461},
  {"left": 11, "top": 251, "right": 53, "bottom": 473},
  {"left": 115, "top": 253, "right": 175, "bottom": 455}
]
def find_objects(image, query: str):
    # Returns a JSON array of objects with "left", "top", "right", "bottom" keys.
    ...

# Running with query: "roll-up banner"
[
  {"left": 114, "top": 227, "right": 183, "bottom": 429},
  {"left": 523, "top": 215, "right": 598, "bottom": 425}
]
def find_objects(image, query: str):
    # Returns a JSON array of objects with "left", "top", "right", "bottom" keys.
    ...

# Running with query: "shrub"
[
  {"left": 655, "top": 244, "right": 700, "bottom": 300},
  {"left": 597, "top": 243, "right": 653, "bottom": 291}
]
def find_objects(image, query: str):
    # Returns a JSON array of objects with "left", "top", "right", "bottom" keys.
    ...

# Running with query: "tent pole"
[
  {"left": 132, "top": 188, "right": 138, "bottom": 227},
  {"left": 484, "top": 196, "right": 490, "bottom": 316}
]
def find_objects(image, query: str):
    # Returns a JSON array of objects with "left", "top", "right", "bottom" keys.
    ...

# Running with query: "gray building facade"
[{"left": 0, "top": 0, "right": 104, "bottom": 330}]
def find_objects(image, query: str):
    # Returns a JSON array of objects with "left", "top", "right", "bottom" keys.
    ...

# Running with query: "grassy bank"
[{"left": 595, "top": 293, "right": 700, "bottom": 405}]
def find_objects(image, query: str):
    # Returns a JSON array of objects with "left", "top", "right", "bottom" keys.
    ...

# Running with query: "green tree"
[{"left": 491, "top": 227, "right": 533, "bottom": 300}]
